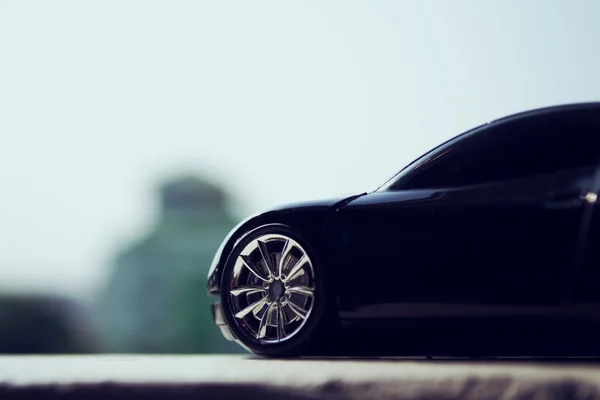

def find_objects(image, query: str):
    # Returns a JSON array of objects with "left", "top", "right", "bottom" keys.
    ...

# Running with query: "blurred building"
[{"left": 96, "top": 175, "right": 242, "bottom": 353}]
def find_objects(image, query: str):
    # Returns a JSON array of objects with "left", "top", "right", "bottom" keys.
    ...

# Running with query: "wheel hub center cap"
[{"left": 268, "top": 280, "right": 285, "bottom": 302}]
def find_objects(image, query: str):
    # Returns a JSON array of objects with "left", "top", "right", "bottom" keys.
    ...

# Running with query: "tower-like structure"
[{"left": 97, "top": 175, "right": 242, "bottom": 353}]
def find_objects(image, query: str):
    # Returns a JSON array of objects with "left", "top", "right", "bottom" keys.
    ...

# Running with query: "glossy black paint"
[
  {"left": 206, "top": 194, "right": 363, "bottom": 296},
  {"left": 209, "top": 102, "right": 600, "bottom": 356}
]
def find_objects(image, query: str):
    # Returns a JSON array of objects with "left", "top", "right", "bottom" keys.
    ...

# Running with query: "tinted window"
[{"left": 392, "top": 108, "right": 600, "bottom": 190}]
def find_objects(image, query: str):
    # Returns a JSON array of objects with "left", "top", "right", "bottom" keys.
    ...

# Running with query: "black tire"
[{"left": 220, "top": 224, "right": 339, "bottom": 357}]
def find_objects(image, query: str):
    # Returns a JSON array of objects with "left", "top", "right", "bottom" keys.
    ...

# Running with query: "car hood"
[{"left": 265, "top": 192, "right": 367, "bottom": 213}]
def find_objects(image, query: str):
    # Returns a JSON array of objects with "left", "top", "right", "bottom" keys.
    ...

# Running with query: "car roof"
[
  {"left": 375, "top": 102, "right": 600, "bottom": 192},
  {"left": 489, "top": 101, "right": 600, "bottom": 127}
]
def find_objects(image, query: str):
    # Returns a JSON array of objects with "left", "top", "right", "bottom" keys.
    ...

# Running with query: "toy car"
[{"left": 208, "top": 102, "right": 600, "bottom": 357}]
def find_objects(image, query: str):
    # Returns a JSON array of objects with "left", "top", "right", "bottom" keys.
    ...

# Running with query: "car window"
[{"left": 390, "top": 109, "right": 600, "bottom": 190}]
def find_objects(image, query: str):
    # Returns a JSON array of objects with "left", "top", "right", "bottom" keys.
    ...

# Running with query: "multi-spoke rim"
[{"left": 228, "top": 233, "right": 315, "bottom": 344}]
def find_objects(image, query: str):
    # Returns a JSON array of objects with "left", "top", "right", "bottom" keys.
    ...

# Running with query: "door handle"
[
  {"left": 546, "top": 190, "right": 576, "bottom": 200},
  {"left": 543, "top": 189, "right": 585, "bottom": 209}
]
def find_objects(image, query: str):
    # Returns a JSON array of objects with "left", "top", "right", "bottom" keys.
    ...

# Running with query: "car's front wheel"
[{"left": 220, "top": 224, "right": 335, "bottom": 356}]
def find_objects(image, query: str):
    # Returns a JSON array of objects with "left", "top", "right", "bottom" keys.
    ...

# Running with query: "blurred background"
[{"left": 0, "top": 0, "right": 599, "bottom": 354}]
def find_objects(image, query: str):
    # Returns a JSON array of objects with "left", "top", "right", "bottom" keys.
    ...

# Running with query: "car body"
[{"left": 208, "top": 102, "right": 600, "bottom": 357}]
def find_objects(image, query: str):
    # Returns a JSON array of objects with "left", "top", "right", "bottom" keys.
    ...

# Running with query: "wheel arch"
[{"left": 207, "top": 206, "right": 336, "bottom": 296}]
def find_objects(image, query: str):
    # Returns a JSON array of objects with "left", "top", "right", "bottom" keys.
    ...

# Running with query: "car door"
[
  {"left": 334, "top": 169, "right": 594, "bottom": 320},
  {"left": 423, "top": 167, "right": 594, "bottom": 310},
  {"left": 564, "top": 162, "right": 600, "bottom": 354},
  {"left": 333, "top": 107, "right": 600, "bottom": 330}
]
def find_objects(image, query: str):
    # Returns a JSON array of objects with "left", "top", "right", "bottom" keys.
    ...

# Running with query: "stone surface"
[{"left": 2, "top": 355, "right": 600, "bottom": 399}]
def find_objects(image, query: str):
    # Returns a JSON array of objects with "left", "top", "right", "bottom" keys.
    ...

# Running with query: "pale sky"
[{"left": 1, "top": 0, "right": 599, "bottom": 299}]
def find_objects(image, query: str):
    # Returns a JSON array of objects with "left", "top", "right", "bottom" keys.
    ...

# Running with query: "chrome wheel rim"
[{"left": 228, "top": 233, "right": 315, "bottom": 344}]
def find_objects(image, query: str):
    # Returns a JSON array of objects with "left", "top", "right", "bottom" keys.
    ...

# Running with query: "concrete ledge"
[{"left": 2, "top": 355, "right": 600, "bottom": 399}]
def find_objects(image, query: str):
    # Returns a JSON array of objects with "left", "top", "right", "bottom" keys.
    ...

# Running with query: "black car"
[{"left": 208, "top": 102, "right": 600, "bottom": 357}]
